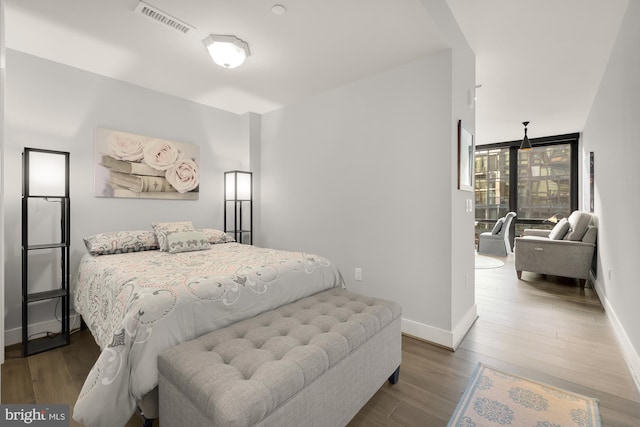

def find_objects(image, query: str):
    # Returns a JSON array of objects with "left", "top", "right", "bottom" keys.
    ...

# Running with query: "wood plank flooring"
[
  {"left": 349, "top": 256, "right": 640, "bottom": 427},
  {"left": 3, "top": 254, "right": 640, "bottom": 426}
]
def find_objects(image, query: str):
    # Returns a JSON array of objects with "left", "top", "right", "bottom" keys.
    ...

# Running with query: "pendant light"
[{"left": 520, "top": 121, "right": 532, "bottom": 150}]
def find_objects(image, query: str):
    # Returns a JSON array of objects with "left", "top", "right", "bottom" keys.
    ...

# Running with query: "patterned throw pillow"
[
  {"left": 166, "top": 230, "right": 211, "bottom": 253},
  {"left": 151, "top": 221, "right": 195, "bottom": 251},
  {"left": 83, "top": 230, "right": 159, "bottom": 255},
  {"left": 199, "top": 228, "right": 236, "bottom": 244}
]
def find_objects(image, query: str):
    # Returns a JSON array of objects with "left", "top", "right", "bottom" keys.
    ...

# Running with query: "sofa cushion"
[
  {"left": 491, "top": 218, "right": 505, "bottom": 235},
  {"left": 582, "top": 226, "right": 598, "bottom": 244},
  {"left": 549, "top": 218, "right": 570, "bottom": 240},
  {"left": 564, "top": 211, "right": 592, "bottom": 241}
]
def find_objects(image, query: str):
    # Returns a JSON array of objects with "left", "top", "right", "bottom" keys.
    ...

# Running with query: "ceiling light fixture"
[
  {"left": 520, "top": 121, "right": 532, "bottom": 150},
  {"left": 203, "top": 35, "right": 250, "bottom": 69}
]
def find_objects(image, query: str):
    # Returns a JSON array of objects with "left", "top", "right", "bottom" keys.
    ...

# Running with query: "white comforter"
[{"left": 72, "top": 243, "right": 341, "bottom": 427}]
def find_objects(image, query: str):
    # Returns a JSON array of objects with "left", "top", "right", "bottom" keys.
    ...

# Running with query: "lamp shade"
[
  {"left": 203, "top": 35, "right": 250, "bottom": 69},
  {"left": 520, "top": 121, "right": 532, "bottom": 151},
  {"left": 25, "top": 149, "right": 69, "bottom": 197},
  {"left": 225, "top": 171, "right": 252, "bottom": 201}
]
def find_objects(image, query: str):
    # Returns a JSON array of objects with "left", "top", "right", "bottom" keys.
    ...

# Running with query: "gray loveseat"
[{"left": 515, "top": 211, "right": 597, "bottom": 287}]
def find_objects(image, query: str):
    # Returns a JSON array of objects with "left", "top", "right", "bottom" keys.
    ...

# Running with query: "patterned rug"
[
  {"left": 475, "top": 255, "right": 504, "bottom": 269},
  {"left": 448, "top": 364, "right": 601, "bottom": 427}
]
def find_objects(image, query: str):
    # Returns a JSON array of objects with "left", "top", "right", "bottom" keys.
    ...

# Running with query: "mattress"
[{"left": 72, "top": 243, "right": 342, "bottom": 427}]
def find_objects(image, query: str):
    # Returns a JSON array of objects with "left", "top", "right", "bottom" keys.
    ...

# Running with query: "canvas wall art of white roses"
[{"left": 94, "top": 127, "right": 200, "bottom": 200}]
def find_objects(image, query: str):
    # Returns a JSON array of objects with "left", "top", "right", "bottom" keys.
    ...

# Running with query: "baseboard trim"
[
  {"left": 452, "top": 304, "right": 479, "bottom": 350},
  {"left": 4, "top": 313, "right": 81, "bottom": 347},
  {"left": 590, "top": 271, "right": 640, "bottom": 393},
  {"left": 402, "top": 318, "right": 453, "bottom": 349},
  {"left": 401, "top": 304, "right": 478, "bottom": 351}
]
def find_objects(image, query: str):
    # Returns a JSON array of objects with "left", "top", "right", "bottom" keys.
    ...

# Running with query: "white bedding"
[{"left": 72, "top": 243, "right": 342, "bottom": 427}]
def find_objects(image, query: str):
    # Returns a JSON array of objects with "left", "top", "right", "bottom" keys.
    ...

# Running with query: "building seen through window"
[{"left": 473, "top": 134, "right": 578, "bottom": 247}]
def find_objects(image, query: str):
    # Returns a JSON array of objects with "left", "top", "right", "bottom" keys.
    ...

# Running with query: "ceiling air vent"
[{"left": 134, "top": 1, "right": 195, "bottom": 35}]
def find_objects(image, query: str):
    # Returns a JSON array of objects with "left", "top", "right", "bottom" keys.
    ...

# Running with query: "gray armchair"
[
  {"left": 478, "top": 212, "right": 517, "bottom": 256},
  {"left": 515, "top": 211, "right": 597, "bottom": 287}
]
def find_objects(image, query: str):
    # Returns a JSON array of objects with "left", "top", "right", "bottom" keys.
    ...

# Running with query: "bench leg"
[
  {"left": 388, "top": 366, "right": 400, "bottom": 385},
  {"left": 516, "top": 271, "right": 522, "bottom": 280},
  {"left": 137, "top": 406, "right": 154, "bottom": 427},
  {"left": 578, "top": 279, "right": 586, "bottom": 288}
]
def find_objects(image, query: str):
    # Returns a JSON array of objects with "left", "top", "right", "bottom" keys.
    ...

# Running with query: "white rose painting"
[{"left": 94, "top": 127, "right": 200, "bottom": 200}]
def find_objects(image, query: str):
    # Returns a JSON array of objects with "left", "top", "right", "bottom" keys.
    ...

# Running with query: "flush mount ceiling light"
[{"left": 203, "top": 35, "right": 251, "bottom": 69}]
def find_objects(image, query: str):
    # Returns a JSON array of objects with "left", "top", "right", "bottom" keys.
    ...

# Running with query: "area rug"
[
  {"left": 448, "top": 363, "right": 601, "bottom": 427},
  {"left": 475, "top": 255, "right": 504, "bottom": 269}
]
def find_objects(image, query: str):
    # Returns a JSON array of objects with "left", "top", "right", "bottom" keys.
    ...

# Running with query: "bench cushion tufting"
[{"left": 158, "top": 288, "right": 401, "bottom": 427}]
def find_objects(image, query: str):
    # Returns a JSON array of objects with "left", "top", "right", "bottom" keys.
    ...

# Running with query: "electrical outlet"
[{"left": 355, "top": 268, "right": 362, "bottom": 281}]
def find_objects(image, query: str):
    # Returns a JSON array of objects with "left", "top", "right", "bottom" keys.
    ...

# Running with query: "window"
[
  {"left": 475, "top": 147, "right": 510, "bottom": 236},
  {"left": 517, "top": 145, "right": 572, "bottom": 218},
  {"left": 474, "top": 134, "right": 578, "bottom": 245}
]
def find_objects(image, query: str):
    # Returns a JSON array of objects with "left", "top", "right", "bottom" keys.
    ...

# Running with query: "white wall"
[
  {"left": 260, "top": 26, "right": 476, "bottom": 347},
  {"left": 422, "top": 0, "right": 477, "bottom": 341},
  {"left": 4, "top": 50, "right": 250, "bottom": 340},
  {"left": 261, "top": 52, "right": 452, "bottom": 331},
  {"left": 581, "top": 1, "right": 640, "bottom": 387},
  {"left": 247, "top": 112, "right": 262, "bottom": 246}
]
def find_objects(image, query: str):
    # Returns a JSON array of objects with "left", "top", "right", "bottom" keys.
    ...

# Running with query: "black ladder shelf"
[{"left": 22, "top": 148, "right": 71, "bottom": 356}]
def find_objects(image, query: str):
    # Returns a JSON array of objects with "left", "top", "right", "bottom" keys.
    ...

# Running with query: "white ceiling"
[
  {"left": 447, "top": 0, "right": 629, "bottom": 144},
  {"left": 4, "top": 0, "right": 630, "bottom": 144},
  {"left": 4, "top": 0, "right": 448, "bottom": 115}
]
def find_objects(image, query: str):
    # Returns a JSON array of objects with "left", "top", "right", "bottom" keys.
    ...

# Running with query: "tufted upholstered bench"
[{"left": 158, "top": 288, "right": 401, "bottom": 427}]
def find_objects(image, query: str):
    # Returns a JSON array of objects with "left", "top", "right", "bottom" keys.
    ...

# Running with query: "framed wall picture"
[
  {"left": 458, "top": 120, "right": 474, "bottom": 191},
  {"left": 94, "top": 128, "right": 200, "bottom": 200}
]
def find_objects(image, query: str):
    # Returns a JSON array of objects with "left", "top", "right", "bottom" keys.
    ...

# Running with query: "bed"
[{"left": 72, "top": 228, "right": 342, "bottom": 427}]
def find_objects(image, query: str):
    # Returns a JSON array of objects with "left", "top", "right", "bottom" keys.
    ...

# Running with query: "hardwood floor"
[
  {"left": 349, "top": 255, "right": 640, "bottom": 427},
  {"left": 3, "top": 254, "right": 640, "bottom": 426}
]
